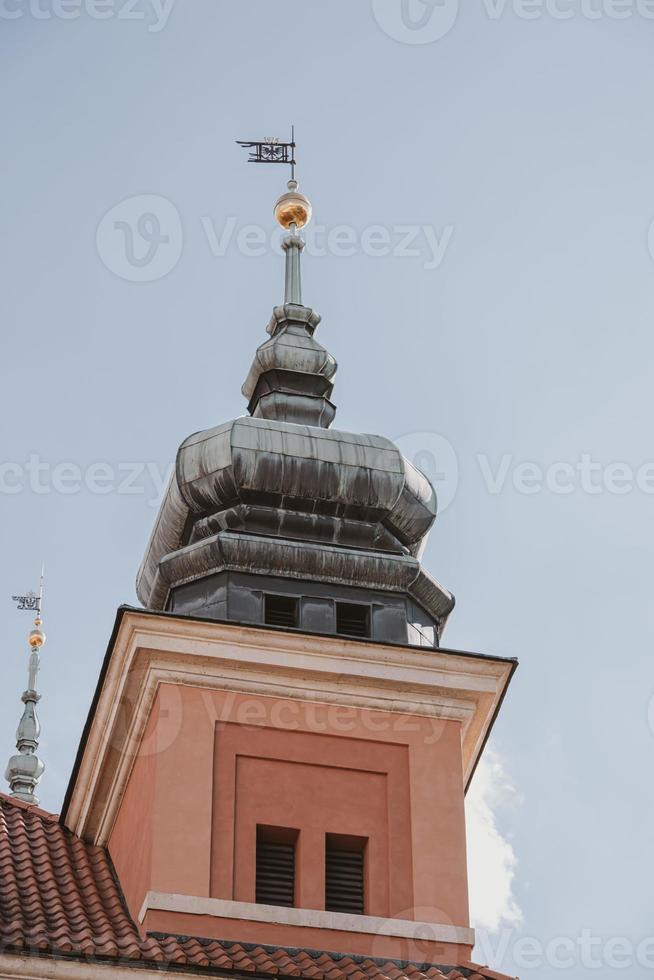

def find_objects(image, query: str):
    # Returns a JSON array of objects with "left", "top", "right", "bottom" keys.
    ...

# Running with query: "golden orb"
[
  {"left": 274, "top": 179, "right": 312, "bottom": 230},
  {"left": 28, "top": 627, "right": 46, "bottom": 649}
]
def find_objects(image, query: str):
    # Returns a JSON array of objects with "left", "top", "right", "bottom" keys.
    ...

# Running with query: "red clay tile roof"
[{"left": 0, "top": 793, "right": 514, "bottom": 980}]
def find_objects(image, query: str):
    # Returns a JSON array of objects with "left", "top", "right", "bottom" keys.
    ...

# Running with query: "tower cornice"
[{"left": 62, "top": 606, "right": 516, "bottom": 848}]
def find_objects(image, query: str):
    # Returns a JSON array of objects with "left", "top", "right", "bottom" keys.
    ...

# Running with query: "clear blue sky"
[{"left": 1, "top": 2, "right": 653, "bottom": 977}]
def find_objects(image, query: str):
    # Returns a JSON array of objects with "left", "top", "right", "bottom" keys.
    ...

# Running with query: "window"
[
  {"left": 336, "top": 602, "right": 370, "bottom": 638},
  {"left": 256, "top": 826, "right": 298, "bottom": 907},
  {"left": 264, "top": 594, "right": 298, "bottom": 629},
  {"left": 325, "top": 834, "right": 366, "bottom": 915}
]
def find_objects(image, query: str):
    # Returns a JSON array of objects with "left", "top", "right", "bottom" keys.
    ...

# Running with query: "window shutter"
[
  {"left": 336, "top": 602, "right": 370, "bottom": 638},
  {"left": 256, "top": 830, "right": 296, "bottom": 907},
  {"left": 264, "top": 594, "right": 299, "bottom": 629},
  {"left": 325, "top": 838, "right": 365, "bottom": 915}
]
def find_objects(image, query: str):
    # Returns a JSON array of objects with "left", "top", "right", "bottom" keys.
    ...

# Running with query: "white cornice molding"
[
  {"left": 64, "top": 611, "right": 514, "bottom": 845},
  {"left": 139, "top": 891, "right": 476, "bottom": 948}
]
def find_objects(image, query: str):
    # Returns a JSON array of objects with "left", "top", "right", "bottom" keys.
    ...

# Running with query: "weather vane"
[
  {"left": 12, "top": 566, "right": 44, "bottom": 616},
  {"left": 236, "top": 126, "right": 297, "bottom": 180}
]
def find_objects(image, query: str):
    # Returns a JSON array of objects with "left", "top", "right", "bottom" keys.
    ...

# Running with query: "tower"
[
  {"left": 5, "top": 581, "right": 47, "bottom": 805},
  {"left": 61, "top": 159, "right": 516, "bottom": 971}
]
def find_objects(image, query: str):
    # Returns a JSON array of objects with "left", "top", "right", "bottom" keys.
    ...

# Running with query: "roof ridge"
[
  {"left": 0, "top": 792, "right": 59, "bottom": 823},
  {"left": 459, "top": 964, "right": 513, "bottom": 980}
]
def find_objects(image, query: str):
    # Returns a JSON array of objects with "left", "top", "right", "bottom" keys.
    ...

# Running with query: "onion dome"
[{"left": 136, "top": 175, "right": 453, "bottom": 646}]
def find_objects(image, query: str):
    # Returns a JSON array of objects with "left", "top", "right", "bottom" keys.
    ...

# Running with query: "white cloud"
[{"left": 465, "top": 749, "right": 522, "bottom": 934}]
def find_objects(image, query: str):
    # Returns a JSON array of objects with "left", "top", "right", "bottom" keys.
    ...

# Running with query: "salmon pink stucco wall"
[
  {"left": 110, "top": 697, "right": 159, "bottom": 916},
  {"left": 109, "top": 683, "right": 470, "bottom": 953},
  {"left": 211, "top": 724, "right": 412, "bottom": 916}
]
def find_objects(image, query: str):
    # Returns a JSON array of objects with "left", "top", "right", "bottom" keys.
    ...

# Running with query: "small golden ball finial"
[
  {"left": 29, "top": 624, "right": 46, "bottom": 649},
  {"left": 274, "top": 179, "right": 312, "bottom": 230}
]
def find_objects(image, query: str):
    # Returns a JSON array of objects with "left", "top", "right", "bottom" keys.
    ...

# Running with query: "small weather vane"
[
  {"left": 12, "top": 566, "right": 45, "bottom": 617},
  {"left": 11, "top": 592, "right": 40, "bottom": 612},
  {"left": 236, "top": 126, "right": 297, "bottom": 180}
]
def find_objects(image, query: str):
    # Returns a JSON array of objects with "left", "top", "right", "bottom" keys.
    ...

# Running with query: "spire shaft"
[
  {"left": 282, "top": 227, "right": 304, "bottom": 305},
  {"left": 5, "top": 586, "right": 47, "bottom": 805}
]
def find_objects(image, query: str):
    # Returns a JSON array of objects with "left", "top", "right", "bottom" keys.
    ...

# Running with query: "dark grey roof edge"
[{"left": 115, "top": 603, "right": 518, "bottom": 667}]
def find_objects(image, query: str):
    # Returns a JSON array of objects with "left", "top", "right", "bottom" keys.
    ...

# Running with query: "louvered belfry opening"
[
  {"left": 264, "top": 594, "right": 299, "bottom": 629},
  {"left": 336, "top": 602, "right": 371, "bottom": 638},
  {"left": 325, "top": 834, "right": 366, "bottom": 915},
  {"left": 256, "top": 826, "right": 298, "bottom": 907}
]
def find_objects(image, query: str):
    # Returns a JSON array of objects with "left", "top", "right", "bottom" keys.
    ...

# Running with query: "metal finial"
[
  {"left": 5, "top": 567, "right": 47, "bottom": 805},
  {"left": 236, "top": 127, "right": 312, "bottom": 307}
]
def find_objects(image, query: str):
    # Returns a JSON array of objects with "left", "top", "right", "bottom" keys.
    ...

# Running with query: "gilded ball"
[
  {"left": 274, "top": 180, "right": 312, "bottom": 230},
  {"left": 28, "top": 627, "right": 46, "bottom": 649}
]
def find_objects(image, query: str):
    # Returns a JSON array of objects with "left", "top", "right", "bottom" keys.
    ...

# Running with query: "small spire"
[
  {"left": 5, "top": 569, "right": 47, "bottom": 805},
  {"left": 238, "top": 128, "right": 337, "bottom": 428}
]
